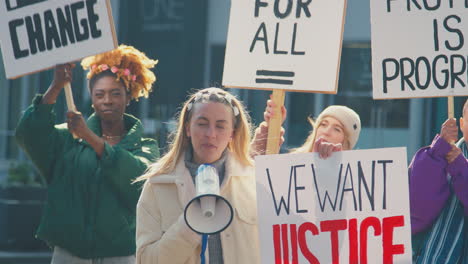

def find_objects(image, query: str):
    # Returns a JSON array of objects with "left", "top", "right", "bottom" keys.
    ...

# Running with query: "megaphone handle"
[{"left": 200, "top": 234, "right": 208, "bottom": 264}]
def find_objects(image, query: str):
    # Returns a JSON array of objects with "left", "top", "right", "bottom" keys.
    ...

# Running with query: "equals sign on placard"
[{"left": 255, "top": 70, "right": 294, "bottom": 85}]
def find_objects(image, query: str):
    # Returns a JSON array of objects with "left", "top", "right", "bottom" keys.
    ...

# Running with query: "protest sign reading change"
[
  {"left": 255, "top": 148, "right": 411, "bottom": 263},
  {"left": 223, "top": 0, "right": 346, "bottom": 93},
  {"left": 0, "top": 0, "right": 117, "bottom": 79},
  {"left": 371, "top": 1, "right": 468, "bottom": 99}
]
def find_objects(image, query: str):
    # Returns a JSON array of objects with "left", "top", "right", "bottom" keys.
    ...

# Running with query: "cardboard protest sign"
[
  {"left": 371, "top": 1, "right": 468, "bottom": 99},
  {"left": 255, "top": 148, "right": 411, "bottom": 263},
  {"left": 223, "top": 0, "right": 347, "bottom": 93},
  {"left": 0, "top": 0, "right": 117, "bottom": 79}
]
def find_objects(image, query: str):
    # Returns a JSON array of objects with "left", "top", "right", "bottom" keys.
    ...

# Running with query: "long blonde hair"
[
  {"left": 136, "top": 88, "right": 253, "bottom": 182},
  {"left": 291, "top": 116, "right": 351, "bottom": 153}
]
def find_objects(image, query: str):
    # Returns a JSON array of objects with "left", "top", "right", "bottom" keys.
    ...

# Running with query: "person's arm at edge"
[
  {"left": 447, "top": 143, "right": 468, "bottom": 215},
  {"left": 409, "top": 135, "right": 452, "bottom": 234}
]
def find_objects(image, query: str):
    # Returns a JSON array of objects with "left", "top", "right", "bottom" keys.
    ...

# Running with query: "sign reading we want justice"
[
  {"left": 0, "top": 0, "right": 117, "bottom": 79},
  {"left": 371, "top": 0, "right": 468, "bottom": 99},
  {"left": 255, "top": 148, "right": 412, "bottom": 263}
]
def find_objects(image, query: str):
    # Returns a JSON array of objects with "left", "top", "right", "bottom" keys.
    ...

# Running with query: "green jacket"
[{"left": 15, "top": 95, "right": 159, "bottom": 259}]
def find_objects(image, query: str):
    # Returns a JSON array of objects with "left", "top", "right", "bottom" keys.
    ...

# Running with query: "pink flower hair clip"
[{"left": 99, "top": 64, "right": 109, "bottom": 71}]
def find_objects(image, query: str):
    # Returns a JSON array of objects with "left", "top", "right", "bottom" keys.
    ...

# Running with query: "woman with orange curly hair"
[{"left": 15, "top": 45, "right": 159, "bottom": 264}]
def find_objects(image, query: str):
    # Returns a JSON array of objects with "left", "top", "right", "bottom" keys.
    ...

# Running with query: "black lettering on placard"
[
  {"left": 266, "top": 159, "right": 392, "bottom": 215},
  {"left": 382, "top": 58, "right": 399, "bottom": 94},
  {"left": 381, "top": 54, "right": 468, "bottom": 93},
  {"left": 406, "top": 0, "right": 422, "bottom": 11},
  {"left": 86, "top": 0, "right": 102, "bottom": 38},
  {"left": 56, "top": 6, "right": 76, "bottom": 46},
  {"left": 312, "top": 163, "right": 342, "bottom": 212},
  {"left": 6, "top": 0, "right": 47, "bottom": 11},
  {"left": 293, "top": 165, "right": 308, "bottom": 214},
  {"left": 386, "top": 0, "right": 397, "bottom": 12},
  {"left": 71, "top": 1, "right": 89, "bottom": 42},
  {"left": 44, "top": 10, "right": 62, "bottom": 50},
  {"left": 443, "top": 15, "right": 464, "bottom": 51},
  {"left": 400, "top": 57, "right": 416, "bottom": 91},
  {"left": 329, "top": 160, "right": 391, "bottom": 212},
  {"left": 433, "top": 19, "right": 440, "bottom": 51},
  {"left": 266, "top": 167, "right": 293, "bottom": 216},
  {"left": 378, "top": 160, "right": 392, "bottom": 210},
  {"left": 251, "top": 23, "right": 305, "bottom": 56},
  {"left": 265, "top": 164, "right": 310, "bottom": 216},
  {"left": 358, "top": 161, "right": 375, "bottom": 211},
  {"left": 389, "top": 3, "right": 463, "bottom": 93},
  {"left": 291, "top": 23, "right": 305, "bottom": 55},
  {"left": 250, "top": 23, "right": 269, "bottom": 54},
  {"left": 415, "top": 57, "right": 431, "bottom": 89},
  {"left": 388, "top": 0, "right": 468, "bottom": 12},
  {"left": 251, "top": 0, "right": 310, "bottom": 59},
  {"left": 274, "top": 0, "right": 293, "bottom": 19},
  {"left": 339, "top": 163, "right": 357, "bottom": 211},
  {"left": 296, "top": 0, "right": 312, "bottom": 18},
  {"left": 255, "top": 0, "right": 312, "bottom": 18},
  {"left": 434, "top": 15, "right": 465, "bottom": 52},
  {"left": 9, "top": 19, "right": 29, "bottom": 59},
  {"left": 8, "top": 1, "right": 104, "bottom": 59},
  {"left": 274, "top": 23, "right": 288, "bottom": 54},
  {"left": 433, "top": 54, "right": 449, "bottom": 89},
  {"left": 423, "top": 0, "right": 441, "bottom": 10},
  {"left": 25, "top": 14, "right": 46, "bottom": 55},
  {"left": 254, "top": 0, "right": 268, "bottom": 17},
  {"left": 450, "top": 55, "right": 466, "bottom": 88}
]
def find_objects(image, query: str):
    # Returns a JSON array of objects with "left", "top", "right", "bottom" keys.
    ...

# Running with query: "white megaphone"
[{"left": 184, "top": 164, "right": 233, "bottom": 235}]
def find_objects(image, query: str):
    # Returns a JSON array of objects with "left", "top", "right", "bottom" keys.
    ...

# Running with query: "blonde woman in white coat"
[{"left": 135, "top": 88, "right": 260, "bottom": 264}]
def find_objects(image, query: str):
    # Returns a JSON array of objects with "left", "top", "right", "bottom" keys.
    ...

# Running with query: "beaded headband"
[{"left": 187, "top": 90, "right": 240, "bottom": 116}]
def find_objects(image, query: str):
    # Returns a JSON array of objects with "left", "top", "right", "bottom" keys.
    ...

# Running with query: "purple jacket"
[{"left": 409, "top": 135, "right": 468, "bottom": 235}]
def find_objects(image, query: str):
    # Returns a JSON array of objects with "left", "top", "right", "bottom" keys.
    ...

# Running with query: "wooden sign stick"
[
  {"left": 448, "top": 96, "right": 454, "bottom": 119},
  {"left": 64, "top": 82, "right": 76, "bottom": 111},
  {"left": 64, "top": 82, "right": 78, "bottom": 139},
  {"left": 448, "top": 96, "right": 455, "bottom": 144},
  {"left": 266, "top": 89, "right": 286, "bottom": 154}
]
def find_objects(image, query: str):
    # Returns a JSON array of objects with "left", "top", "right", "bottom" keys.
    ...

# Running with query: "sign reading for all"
[
  {"left": 371, "top": 1, "right": 468, "bottom": 99},
  {"left": 255, "top": 148, "right": 412, "bottom": 263},
  {"left": 223, "top": 0, "right": 346, "bottom": 93},
  {"left": 0, "top": 0, "right": 117, "bottom": 79}
]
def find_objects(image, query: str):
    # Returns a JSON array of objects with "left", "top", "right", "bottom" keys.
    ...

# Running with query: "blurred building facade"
[{"left": 0, "top": 0, "right": 465, "bottom": 181}]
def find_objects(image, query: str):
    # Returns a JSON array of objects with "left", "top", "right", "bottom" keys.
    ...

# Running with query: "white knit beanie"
[{"left": 316, "top": 105, "right": 361, "bottom": 149}]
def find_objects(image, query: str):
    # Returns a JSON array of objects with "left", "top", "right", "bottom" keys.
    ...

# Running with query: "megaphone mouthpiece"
[
  {"left": 200, "top": 196, "right": 216, "bottom": 218},
  {"left": 184, "top": 164, "right": 234, "bottom": 235}
]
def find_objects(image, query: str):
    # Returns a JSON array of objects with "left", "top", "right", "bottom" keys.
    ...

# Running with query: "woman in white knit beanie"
[
  {"left": 256, "top": 101, "right": 361, "bottom": 159},
  {"left": 291, "top": 105, "right": 361, "bottom": 157}
]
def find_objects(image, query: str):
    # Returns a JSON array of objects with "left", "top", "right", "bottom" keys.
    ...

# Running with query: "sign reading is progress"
[{"left": 371, "top": 1, "right": 468, "bottom": 99}]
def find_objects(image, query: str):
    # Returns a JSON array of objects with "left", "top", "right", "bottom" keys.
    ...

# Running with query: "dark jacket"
[{"left": 15, "top": 95, "right": 159, "bottom": 258}]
